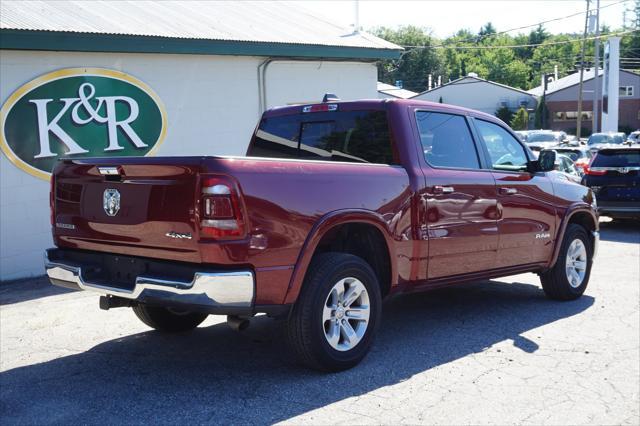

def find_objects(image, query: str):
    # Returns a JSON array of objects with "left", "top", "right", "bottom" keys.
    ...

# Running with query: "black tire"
[
  {"left": 540, "top": 224, "right": 593, "bottom": 301},
  {"left": 286, "top": 252, "right": 382, "bottom": 372},
  {"left": 132, "top": 304, "right": 208, "bottom": 332}
]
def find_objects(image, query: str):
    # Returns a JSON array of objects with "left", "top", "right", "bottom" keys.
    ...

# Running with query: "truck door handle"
[
  {"left": 434, "top": 185, "right": 454, "bottom": 194},
  {"left": 499, "top": 187, "right": 518, "bottom": 195}
]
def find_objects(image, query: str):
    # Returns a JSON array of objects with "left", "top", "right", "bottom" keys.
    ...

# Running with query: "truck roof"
[{"left": 263, "top": 98, "right": 503, "bottom": 124}]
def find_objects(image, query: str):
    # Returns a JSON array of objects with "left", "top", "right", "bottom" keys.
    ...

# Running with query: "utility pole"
[
  {"left": 576, "top": 0, "right": 590, "bottom": 140},
  {"left": 593, "top": 0, "right": 601, "bottom": 133}
]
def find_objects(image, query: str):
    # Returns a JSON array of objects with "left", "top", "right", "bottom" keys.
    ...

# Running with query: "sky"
[{"left": 296, "top": 0, "right": 631, "bottom": 38}]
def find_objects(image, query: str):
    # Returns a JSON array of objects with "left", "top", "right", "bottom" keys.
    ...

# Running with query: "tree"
[
  {"left": 511, "top": 107, "right": 529, "bottom": 130},
  {"left": 495, "top": 106, "right": 514, "bottom": 124},
  {"left": 621, "top": 0, "right": 640, "bottom": 71},
  {"left": 373, "top": 26, "right": 443, "bottom": 92},
  {"left": 534, "top": 95, "right": 549, "bottom": 129},
  {"left": 478, "top": 22, "right": 497, "bottom": 41}
]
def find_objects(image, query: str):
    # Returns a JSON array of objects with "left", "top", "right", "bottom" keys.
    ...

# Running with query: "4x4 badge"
[{"left": 103, "top": 189, "right": 120, "bottom": 216}]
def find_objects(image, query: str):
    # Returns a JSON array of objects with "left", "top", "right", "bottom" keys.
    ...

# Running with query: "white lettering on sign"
[{"left": 30, "top": 83, "right": 148, "bottom": 159}]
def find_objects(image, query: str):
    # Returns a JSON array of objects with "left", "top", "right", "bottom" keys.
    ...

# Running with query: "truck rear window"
[
  {"left": 592, "top": 150, "right": 640, "bottom": 167},
  {"left": 248, "top": 110, "right": 397, "bottom": 164}
]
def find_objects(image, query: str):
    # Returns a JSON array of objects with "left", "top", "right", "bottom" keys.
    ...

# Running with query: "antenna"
[{"left": 353, "top": 0, "right": 360, "bottom": 34}]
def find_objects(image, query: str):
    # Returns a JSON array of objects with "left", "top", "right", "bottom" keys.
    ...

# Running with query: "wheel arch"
[
  {"left": 283, "top": 209, "right": 397, "bottom": 305},
  {"left": 548, "top": 205, "right": 598, "bottom": 268}
]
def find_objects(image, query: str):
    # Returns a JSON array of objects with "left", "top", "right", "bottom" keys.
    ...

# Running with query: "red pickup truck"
[{"left": 45, "top": 99, "right": 599, "bottom": 371}]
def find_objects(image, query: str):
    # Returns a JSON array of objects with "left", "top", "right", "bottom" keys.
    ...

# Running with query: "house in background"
[
  {"left": 377, "top": 81, "right": 417, "bottom": 99},
  {"left": 411, "top": 73, "right": 538, "bottom": 126},
  {"left": 528, "top": 69, "right": 640, "bottom": 133}
]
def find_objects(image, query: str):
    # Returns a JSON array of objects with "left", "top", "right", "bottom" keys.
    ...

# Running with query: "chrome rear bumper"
[
  {"left": 592, "top": 231, "right": 599, "bottom": 259},
  {"left": 44, "top": 249, "right": 255, "bottom": 315}
]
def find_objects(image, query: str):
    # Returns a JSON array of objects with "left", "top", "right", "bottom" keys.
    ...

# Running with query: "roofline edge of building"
[{"left": 0, "top": 29, "right": 402, "bottom": 60}]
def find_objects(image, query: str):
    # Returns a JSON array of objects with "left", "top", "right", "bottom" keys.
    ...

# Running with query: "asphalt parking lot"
[{"left": 1, "top": 219, "right": 638, "bottom": 425}]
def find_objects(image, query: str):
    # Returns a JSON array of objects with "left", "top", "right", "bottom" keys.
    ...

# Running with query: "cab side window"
[
  {"left": 475, "top": 120, "right": 528, "bottom": 171},
  {"left": 416, "top": 111, "right": 480, "bottom": 169}
]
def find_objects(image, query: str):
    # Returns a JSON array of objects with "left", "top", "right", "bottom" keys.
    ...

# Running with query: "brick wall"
[{"left": 545, "top": 99, "right": 640, "bottom": 133}]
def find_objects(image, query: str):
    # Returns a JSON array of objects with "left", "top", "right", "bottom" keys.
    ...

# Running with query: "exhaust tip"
[{"left": 227, "top": 315, "right": 250, "bottom": 332}]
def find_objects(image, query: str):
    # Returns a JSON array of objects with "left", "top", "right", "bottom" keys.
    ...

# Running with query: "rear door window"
[
  {"left": 249, "top": 110, "right": 396, "bottom": 164},
  {"left": 416, "top": 111, "right": 480, "bottom": 169},
  {"left": 592, "top": 150, "right": 640, "bottom": 167}
]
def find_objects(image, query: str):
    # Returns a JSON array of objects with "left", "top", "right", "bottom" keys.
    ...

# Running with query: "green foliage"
[
  {"left": 534, "top": 95, "right": 549, "bottom": 129},
  {"left": 373, "top": 20, "right": 637, "bottom": 93},
  {"left": 511, "top": 107, "right": 529, "bottom": 130},
  {"left": 372, "top": 26, "right": 443, "bottom": 92},
  {"left": 495, "top": 106, "right": 514, "bottom": 124},
  {"left": 621, "top": 0, "right": 640, "bottom": 71}
]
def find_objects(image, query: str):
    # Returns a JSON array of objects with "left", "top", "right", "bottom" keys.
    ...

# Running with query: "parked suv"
[
  {"left": 45, "top": 99, "right": 599, "bottom": 371},
  {"left": 583, "top": 147, "right": 640, "bottom": 220}
]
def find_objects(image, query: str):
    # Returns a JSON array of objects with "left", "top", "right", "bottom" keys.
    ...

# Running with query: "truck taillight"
[
  {"left": 49, "top": 174, "right": 55, "bottom": 226},
  {"left": 199, "top": 176, "right": 245, "bottom": 239}
]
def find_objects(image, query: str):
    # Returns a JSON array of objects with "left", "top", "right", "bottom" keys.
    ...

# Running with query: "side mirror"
[{"left": 537, "top": 149, "right": 556, "bottom": 172}]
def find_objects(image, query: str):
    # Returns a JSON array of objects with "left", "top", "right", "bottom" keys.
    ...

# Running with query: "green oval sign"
[{"left": 1, "top": 68, "right": 167, "bottom": 180}]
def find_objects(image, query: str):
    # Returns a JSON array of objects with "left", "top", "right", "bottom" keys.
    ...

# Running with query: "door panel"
[
  {"left": 412, "top": 110, "right": 499, "bottom": 280},
  {"left": 492, "top": 172, "right": 557, "bottom": 267},
  {"left": 472, "top": 118, "right": 557, "bottom": 268},
  {"left": 424, "top": 171, "right": 499, "bottom": 278}
]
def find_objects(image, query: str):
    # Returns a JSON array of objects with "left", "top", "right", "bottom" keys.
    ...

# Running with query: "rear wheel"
[
  {"left": 286, "top": 252, "right": 381, "bottom": 372},
  {"left": 132, "top": 304, "right": 208, "bottom": 332},
  {"left": 540, "top": 224, "right": 593, "bottom": 300}
]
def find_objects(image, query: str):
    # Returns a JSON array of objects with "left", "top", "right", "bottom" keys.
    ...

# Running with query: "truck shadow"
[
  {"left": 0, "top": 276, "right": 73, "bottom": 306},
  {"left": 0, "top": 280, "right": 593, "bottom": 424}
]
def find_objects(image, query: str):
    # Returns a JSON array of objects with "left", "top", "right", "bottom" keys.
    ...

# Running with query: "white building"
[
  {"left": 0, "top": 1, "right": 401, "bottom": 281},
  {"left": 412, "top": 74, "right": 538, "bottom": 117},
  {"left": 377, "top": 81, "right": 417, "bottom": 99}
]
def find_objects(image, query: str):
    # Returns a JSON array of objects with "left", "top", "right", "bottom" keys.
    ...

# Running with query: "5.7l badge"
[{"left": 103, "top": 188, "right": 120, "bottom": 216}]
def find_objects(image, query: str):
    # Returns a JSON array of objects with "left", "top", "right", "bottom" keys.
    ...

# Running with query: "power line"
[
  {"left": 402, "top": 29, "right": 638, "bottom": 50},
  {"left": 396, "top": 0, "right": 631, "bottom": 54},
  {"left": 451, "top": 0, "right": 630, "bottom": 45}
]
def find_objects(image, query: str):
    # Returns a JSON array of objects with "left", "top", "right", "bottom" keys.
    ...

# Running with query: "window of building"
[
  {"left": 416, "top": 111, "right": 480, "bottom": 169},
  {"left": 554, "top": 111, "right": 593, "bottom": 121},
  {"left": 619, "top": 86, "right": 634, "bottom": 97}
]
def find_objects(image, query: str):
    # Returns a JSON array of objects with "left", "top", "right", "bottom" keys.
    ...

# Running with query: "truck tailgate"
[{"left": 53, "top": 157, "right": 204, "bottom": 263}]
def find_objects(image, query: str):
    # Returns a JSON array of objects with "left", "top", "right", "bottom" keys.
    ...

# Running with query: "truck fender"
[
  {"left": 547, "top": 203, "right": 598, "bottom": 269},
  {"left": 282, "top": 209, "right": 397, "bottom": 305}
]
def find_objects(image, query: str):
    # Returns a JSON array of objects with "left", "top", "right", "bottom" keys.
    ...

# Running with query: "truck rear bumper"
[{"left": 44, "top": 248, "right": 255, "bottom": 315}]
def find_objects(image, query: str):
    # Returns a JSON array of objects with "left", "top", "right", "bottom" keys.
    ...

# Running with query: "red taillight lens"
[
  {"left": 584, "top": 167, "right": 607, "bottom": 176},
  {"left": 199, "top": 176, "right": 245, "bottom": 239},
  {"left": 584, "top": 154, "right": 607, "bottom": 175},
  {"left": 302, "top": 104, "right": 338, "bottom": 113},
  {"left": 49, "top": 174, "right": 55, "bottom": 226}
]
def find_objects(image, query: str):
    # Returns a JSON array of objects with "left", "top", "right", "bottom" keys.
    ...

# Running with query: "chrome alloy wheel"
[
  {"left": 322, "top": 277, "right": 370, "bottom": 352},
  {"left": 565, "top": 239, "right": 588, "bottom": 288}
]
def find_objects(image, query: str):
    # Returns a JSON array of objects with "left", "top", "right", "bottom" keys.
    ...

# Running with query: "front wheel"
[
  {"left": 132, "top": 304, "right": 208, "bottom": 332},
  {"left": 286, "top": 253, "right": 382, "bottom": 372},
  {"left": 540, "top": 224, "right": 593, "bottom": 300}
]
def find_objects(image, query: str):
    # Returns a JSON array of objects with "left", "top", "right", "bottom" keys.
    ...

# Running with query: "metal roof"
[
  {"left": 0, "top": 0, "right": 400, "bottom": 52},
  {"left": 414, "top": 75, "right": 535, "bottom": 98},
  {"left": 528, "top": 69, "right": 603, "bottom": 97},
  {"left": 376, "top": 82, "right": 417, "bottom": 99}
]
